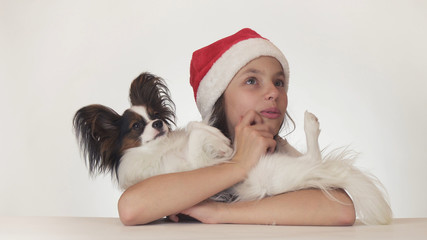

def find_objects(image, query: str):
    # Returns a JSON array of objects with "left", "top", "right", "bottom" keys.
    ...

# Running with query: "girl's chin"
[{"left": 263, "top": 119, "right": 283, "bottom": 135}]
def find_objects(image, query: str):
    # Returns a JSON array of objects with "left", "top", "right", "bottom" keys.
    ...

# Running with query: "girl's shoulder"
[{"left": 276, "top": 137, "right": 303, "bottom": 157}]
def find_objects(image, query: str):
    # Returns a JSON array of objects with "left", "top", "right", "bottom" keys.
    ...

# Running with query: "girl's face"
[{"left": 224, "top": 56, "right": 288, "bottom": 138}]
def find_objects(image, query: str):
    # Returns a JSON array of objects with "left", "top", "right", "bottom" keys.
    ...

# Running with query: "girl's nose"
[{"left": 264, "top": 82, "right": 279, "bottom": 101}]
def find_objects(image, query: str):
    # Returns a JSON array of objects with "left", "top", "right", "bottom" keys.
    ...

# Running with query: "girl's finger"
[
  {"left": 265, "top": 138, "right": 277, "bottom": 154},
  {"left": 168, "top": 214, "right": 179, "bottom": 223},
  {"left": 239, "top": 110, "right": 263, "bottom": 127}
]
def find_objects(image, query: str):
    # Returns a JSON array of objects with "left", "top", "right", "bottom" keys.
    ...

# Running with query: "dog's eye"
[{"left": 132, "top": 122, "right": 141, "bottom": 130}]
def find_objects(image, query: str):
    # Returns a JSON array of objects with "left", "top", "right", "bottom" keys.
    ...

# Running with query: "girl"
[{"left": 118, "top": 28, "right": 356, "bottom": 226}]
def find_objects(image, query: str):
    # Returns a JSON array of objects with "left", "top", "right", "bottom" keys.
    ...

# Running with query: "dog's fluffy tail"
[
  {"left": 318, "top": 149, "right": 392, "bottom": 225},
  {"left": 231, "top": 148, "right": 392, "bottom": 225}
]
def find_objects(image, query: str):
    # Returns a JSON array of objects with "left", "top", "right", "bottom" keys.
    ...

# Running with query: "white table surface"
[{"left": 1, "top": 217, "right": 426, "bottom": 240}]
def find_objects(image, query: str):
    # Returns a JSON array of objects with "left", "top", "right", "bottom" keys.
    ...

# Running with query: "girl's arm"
[
  {"left": 118, "top": 111, "right": 355, "bottom": 226},
  {"left": 180, "top": 188, "right": 355, "bottom": 226},
  {"left": 118, "top": 111, "right": 275, "bottom": 225},
  {"left": 179, "top": 138, "right": 356, "bottom": 226},
  {"left": 118, "top": 162, "right": 246, "bottom": 225}
]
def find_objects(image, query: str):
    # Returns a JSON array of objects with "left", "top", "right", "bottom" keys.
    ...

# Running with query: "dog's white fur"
[{"left": 118, "top": 111, "right": 392, "bottom": 225}]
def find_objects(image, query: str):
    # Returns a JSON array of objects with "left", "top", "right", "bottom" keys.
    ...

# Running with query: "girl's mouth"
[{"left": 260, "top": 108, "right": 281, "bottom": 119}]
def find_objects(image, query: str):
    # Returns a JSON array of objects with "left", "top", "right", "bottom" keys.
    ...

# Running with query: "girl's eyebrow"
[
  {"left": 239, "top": 68, "right": 285, "bottom": 78},
  {"left": 274, "top": 71, "right": 286, "bottom": 78},
  {"left": 241, "top": 68, "right": 263, "bottom": 75}
]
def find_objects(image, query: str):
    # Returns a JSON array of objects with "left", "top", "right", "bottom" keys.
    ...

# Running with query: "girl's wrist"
[
  {"left": 212, "top": 201, "right": 253, "bottom": 224},
  {"left": 208, "top": 201, "right": 232, "bottom": 224},
  {"left": 227, "top": 154, "right": 254, "bottom": 179},
  {"left": 215, "top": 202, "right": 230, "bottom": 224}
]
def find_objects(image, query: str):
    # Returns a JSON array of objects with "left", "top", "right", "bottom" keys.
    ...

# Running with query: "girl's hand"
[
  {"left": 232, "top": 110, "right": 277, "bottom": 173},
  {"left": 178, "top": 200, "right": 225, "bottom": 224}
]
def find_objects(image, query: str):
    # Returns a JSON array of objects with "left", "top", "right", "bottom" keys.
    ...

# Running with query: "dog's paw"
[
  {"left": 203, "top": 141, "right": 233, "bottom": 160},
  {"left": 304, "top": 111, "right": 320, "bottom": 137},
  {"left": 187, "top": 121, "right": 233, "bottom": 160},
  {"left": 203, "top": 131, "right": 233, "bottom": 159}
]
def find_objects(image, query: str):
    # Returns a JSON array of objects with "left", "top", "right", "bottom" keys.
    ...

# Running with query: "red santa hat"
[{"left": 190, "top": 28, "right": 290, "bottom": 121}]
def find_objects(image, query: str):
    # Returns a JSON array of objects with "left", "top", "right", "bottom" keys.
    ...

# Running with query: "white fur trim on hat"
[{"left": 196, "top": 38, "right": 289, "bottom": 121}]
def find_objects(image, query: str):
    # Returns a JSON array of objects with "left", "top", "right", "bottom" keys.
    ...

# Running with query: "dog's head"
[
  {"left": 73, "top": 72, "right": 176, "bottom": 179},
  {"left": 127, "top": 72, "right": 176, "bottom": 144},
  {"left": 129, "top": 72, "right": 175, "bottom": 129}
]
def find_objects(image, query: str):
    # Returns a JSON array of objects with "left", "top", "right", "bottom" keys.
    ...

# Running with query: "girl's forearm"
[
  {"left": 218, "top": 189, "right": 355, "bottom": 226},
  {"left": 118, "top": 162, "right": 245, "bottom": 225}
]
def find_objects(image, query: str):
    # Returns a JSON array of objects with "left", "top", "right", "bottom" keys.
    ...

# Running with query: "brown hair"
[{"left": 209, "top": 94, "right": 230, "bottom": 138}]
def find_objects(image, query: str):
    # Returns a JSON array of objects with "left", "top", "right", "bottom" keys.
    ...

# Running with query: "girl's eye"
[
  {"left": 274, "top": 80, "right": 285, "bottom": 87},
  {"left": 245, "top": 77, "right": 257, "bottom": 85}
]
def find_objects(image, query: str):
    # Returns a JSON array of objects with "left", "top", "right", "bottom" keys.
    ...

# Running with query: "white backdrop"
[{"left": 1, "top": 0, "right": 426, "bottom": 218}]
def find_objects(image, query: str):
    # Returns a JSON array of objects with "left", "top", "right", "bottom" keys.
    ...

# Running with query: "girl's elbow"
[
  {"left": 118, "top": 192, "right": 151, "bottom": 226},
  {"left": 119, "top": 211, "right": 137, "bottom": 226},
  {"left": 336, "top": 197, "right": 356, "bottom": 226},
  {"left": 338, "top": 205, "right": 356, "bottom": 226},
  {"left": 333, "top": 189, "right": 356, "bottom": 226},
  {"left": 118, "top": 194, "right": 138, "bottom": 226}
]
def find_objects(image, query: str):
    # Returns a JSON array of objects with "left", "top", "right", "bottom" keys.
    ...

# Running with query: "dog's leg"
[
  {"left": 304, "top": 111, "right": 322, "bottom": 161},
  {"left": 231, "top": 112, "right": 324, "bottom": 201},
  {"left": 186, "top": 122, "right": 233, "bottom": 167}
]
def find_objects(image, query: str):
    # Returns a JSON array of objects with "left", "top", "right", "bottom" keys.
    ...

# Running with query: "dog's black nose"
[{"left": 152, "top": 120, "right": 163, "bottom": 130}]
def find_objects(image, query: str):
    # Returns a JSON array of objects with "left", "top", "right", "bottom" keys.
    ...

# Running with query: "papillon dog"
[{"left": 73, "top": 72, "right": 392, "bottom": 225}]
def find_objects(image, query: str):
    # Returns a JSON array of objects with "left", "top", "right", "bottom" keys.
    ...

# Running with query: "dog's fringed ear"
[
  {"left": 129, "top": 72, "right": 176, "bottom": 127},
  {"left": 73, "top": 104, "right": 121, "bottom": 176}
]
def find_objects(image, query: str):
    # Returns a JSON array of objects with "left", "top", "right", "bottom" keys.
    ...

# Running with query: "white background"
[{"left": 1, "top": 0, "right": 426, "bottom": 219}]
